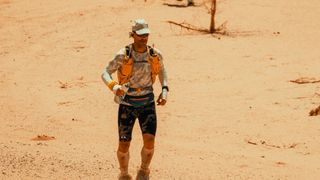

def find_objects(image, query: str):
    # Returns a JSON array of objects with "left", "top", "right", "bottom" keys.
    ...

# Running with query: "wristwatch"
[{"left": 162, "top": 86, "right": 169, "bottom": 92}]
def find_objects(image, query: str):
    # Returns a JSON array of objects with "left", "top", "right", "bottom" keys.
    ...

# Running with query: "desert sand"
[{"left": 1, "top": 0, "right": 320, "bottom": 179}]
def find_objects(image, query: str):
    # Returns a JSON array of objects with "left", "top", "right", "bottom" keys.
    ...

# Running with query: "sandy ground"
[{"left": 1, "top": 0, "right": 320, "bottom": 179}]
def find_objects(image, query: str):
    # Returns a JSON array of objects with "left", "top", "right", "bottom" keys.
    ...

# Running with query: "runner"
[{"left": 101, "top": 19, "right": 169, "bottom": 180}]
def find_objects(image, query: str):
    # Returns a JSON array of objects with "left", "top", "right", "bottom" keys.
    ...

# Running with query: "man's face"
[{"left": 133, "top": 32, "right": 149, "bottom": 46}]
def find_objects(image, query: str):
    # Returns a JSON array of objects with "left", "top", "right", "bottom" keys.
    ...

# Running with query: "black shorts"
[{"left": 118, "top": 102, "right": 157, "bottom": 142}]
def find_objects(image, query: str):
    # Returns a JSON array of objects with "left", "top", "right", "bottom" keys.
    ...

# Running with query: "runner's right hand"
[{"left": 112, "top": 85, "right": 125, "bottom": 96}]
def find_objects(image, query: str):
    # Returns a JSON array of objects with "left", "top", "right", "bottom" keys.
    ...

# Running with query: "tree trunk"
[{"left": 210, "top": 0, "right": 217, "bottom": 33}]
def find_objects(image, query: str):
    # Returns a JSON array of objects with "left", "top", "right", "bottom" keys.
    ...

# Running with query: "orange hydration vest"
[{"left": 117, "top": 45, "right": 161, "bottom": 85}]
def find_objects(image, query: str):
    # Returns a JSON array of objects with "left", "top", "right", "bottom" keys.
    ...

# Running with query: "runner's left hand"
[{"left": 157, "top": 93, "right": 167, "bottom": 106}]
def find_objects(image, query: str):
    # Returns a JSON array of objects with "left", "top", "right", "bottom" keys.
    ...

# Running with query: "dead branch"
[
  {"left": 246, "top": 140, "right": 257, "bottom": 145},
  {"left": 166, "top": 20, "right": 231, "bottom": 37},
  {"left": 202, "top": 0, "right": 211, "bottom": 13},
  {"left": 163, "top": 3, "right": 189, "bottom": 8},
  {"left": 290, "top": 77, "right": 320, "bottom": 84},
  {"left": 163, "top": 0, "right": 198, "bottom": 8},
  {"left": 166, "top": 20, "right": 260, "bottom": 38},
  {"left": 209, "top": 0, "right": 217, "bottom": 32},
  {"left": 216, "top": 21, "right": 227, "bottom": 32},
  {"left": 246, "top": 139, "right": 298, "bottom": 149},
  {"left": 166, "top": 20, "right": 209, "bottom": 33},
  {"left": 309, "top": 105, "right": 320, "bottom": 116},
  {"left": 165, "top": 0, "right": 259, "bottom": 37}
]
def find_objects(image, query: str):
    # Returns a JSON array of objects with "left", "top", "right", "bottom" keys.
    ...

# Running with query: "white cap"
[{"left": 132, "top": 19, "right": 150, "bottom": 35}]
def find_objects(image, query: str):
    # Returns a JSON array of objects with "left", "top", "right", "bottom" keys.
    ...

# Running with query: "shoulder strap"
[
  {"left": 125, "top": 45, "right": 132, "bottom": 58},
  {"left": 148, "top": 45, "right": 157, "bottom": 57}
]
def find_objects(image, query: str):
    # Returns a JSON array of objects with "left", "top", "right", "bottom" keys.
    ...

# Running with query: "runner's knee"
[
  {"left": 118, "top": 141, "right": 131, "bottom": 153},
  {"left": 143, "top": 134, "right": 155, "bottom": 149}
]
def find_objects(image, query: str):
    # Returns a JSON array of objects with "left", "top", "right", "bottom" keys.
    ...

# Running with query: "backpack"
[{"left": 117, "top": 44, "right": 161, "bottom": 85}]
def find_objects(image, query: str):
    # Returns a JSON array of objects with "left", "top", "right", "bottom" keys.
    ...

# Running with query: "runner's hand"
[
  {"left": 157, "top": 93, "right": 167, "bottom": 106},
  {"left": 112, "top": 85, "right": 125, "bottom": 96}
]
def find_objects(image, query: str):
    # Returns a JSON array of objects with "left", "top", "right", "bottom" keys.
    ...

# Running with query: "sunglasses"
[{"left": 135, "top": 33, "right": 149, "bottom": 38}]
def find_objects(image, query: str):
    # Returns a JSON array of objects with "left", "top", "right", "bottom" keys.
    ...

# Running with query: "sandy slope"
[{"left": 1, "top": 0, "right": 320, "bottom": 179}]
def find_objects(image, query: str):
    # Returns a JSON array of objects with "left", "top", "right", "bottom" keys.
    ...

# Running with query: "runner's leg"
[
  {"left": 137, "top": 102, "right": 157, "bottom": 174},
  {"left": 117, "top": 104, "right": 137, "bottom": 176}
]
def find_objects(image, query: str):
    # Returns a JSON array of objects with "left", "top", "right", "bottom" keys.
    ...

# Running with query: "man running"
[{"left": 101, "top": 19, "right": 169, "bottom": 180}]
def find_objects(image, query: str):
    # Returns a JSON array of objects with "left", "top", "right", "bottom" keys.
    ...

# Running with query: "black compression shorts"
[{"left": 118, "top": 102, "right": 157, "bottom": 142}]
